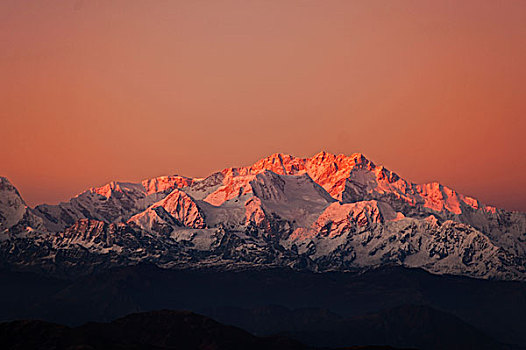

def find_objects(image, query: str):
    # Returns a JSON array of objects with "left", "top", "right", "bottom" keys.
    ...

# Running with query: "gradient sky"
[{"left": 1, "top": 0, "right": 525, "bottom": 212}]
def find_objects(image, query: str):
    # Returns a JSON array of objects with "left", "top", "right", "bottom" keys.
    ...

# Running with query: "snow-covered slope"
[
  {"left": 0, "top": 177, "right": 27, "bottom": 231},
  {"left": 1, "top": 152, "right": 525, "bottom": 280},
  {"left": 129, "top": 189, "right": 206, "bottom": 234},
  {"left": 0, "top": 177, "right": 44, "bottom": 236}
]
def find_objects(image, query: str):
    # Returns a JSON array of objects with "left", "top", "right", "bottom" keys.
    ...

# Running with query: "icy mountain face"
[
  {"left": 0, "top": 177, "right": 44, "bottom": 237},
  {"left": 1, "top": 153, "right": 526, "bottom": 280},
  {"left": 0, "top": 177, "right": 26, "bottom": 231},
  {"left": 129, "top": 189, "right": 206, "bottom": 234}
]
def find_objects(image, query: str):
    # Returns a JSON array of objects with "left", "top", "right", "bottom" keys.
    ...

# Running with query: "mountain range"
[{"left": 1, "top": 151, "right": 525, "bottom": 279}]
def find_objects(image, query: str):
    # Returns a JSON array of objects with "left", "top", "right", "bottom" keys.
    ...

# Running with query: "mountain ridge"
[{"left": 1, "top": 152, "right": 525, "bottom": 280}]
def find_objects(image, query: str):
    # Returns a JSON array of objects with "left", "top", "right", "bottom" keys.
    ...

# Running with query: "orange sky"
[{"left": 1, "top": 0, "right": 525, "bottom": 212}]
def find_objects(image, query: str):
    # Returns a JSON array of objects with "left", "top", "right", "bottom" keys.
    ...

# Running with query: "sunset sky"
[{"left": 1, "top": 0, "right": 525, "bottom": 212}]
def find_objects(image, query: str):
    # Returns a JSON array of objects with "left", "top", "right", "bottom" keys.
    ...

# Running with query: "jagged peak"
[
  {"left": 344, "top": 152, "right": 375, "bottom": 168},
  {"left": 311, "top": 150, "right": 336, "bottom": 161},
  {"left": 267, "top": 152, "right": 293, "bottom": 160},
  {"left": 307, "top": 151, "right": 374, "bottom": 169},
  {"left": 88, "top": 181, "right": 144, "bottom": 198},
  {"left": 211, "top": 152, "right": 381, "bottom": 180},
  {"left": 249, "top": 152, "right": 305, "bottom": 175},
  {"left": 349, "top": 152, "right": 368, "bottom": 161},
  {"left": 141, "top": 175, "right": 193, "bottom": 194},
  {"left": 138, "top": 188, "right": 206, "bottom": 229},
  {"left": 243, "top": 151, "right": 379, "bottom": 178}
]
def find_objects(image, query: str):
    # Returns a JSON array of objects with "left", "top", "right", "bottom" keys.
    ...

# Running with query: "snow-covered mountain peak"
[
  {"left": 0, "top": 177, "right": 27, "bottom": 231},
  {"left": 128, "top": 188, "right": 206, "bottom": 234},
  {"left": 151, "top": 189, "right": 205, "bottom": 229}
]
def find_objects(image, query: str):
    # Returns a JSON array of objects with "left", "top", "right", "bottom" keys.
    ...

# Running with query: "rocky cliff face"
[{"left": 1, "top": 152, "right": 525, "bottom": 280}]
